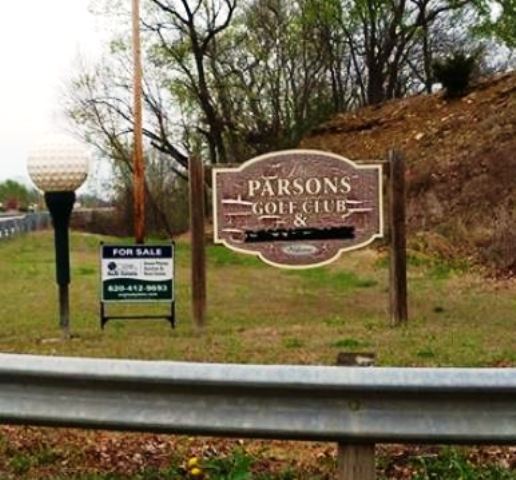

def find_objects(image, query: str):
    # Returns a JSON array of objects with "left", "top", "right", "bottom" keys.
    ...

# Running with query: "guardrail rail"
[
  {"left": 0, "top": 212, "right": 50, "bottom": 240},
  {"left": 0, "top": 353, "right": 514, "bottom": 444}
]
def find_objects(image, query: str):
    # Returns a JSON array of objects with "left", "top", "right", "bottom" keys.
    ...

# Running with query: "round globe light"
[{"left": 27, "top": 133, "right": 90, "bottom": 192}]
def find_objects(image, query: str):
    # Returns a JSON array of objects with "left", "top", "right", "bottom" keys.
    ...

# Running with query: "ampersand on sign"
[{"left": 294, "top": 213, "right": 307, "bottom": 227}]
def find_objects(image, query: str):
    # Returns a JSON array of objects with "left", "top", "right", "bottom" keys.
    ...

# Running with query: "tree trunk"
[{"left": 367, "top": 62, "right": 386, "bottom": 105}]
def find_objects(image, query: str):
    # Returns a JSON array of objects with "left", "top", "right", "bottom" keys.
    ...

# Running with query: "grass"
[
  {"left": 410, "top": 448, "right": 516, "bottom": 480},
  {"left": 0, "top": 230, "right": 514, "bottom": 479},
  {"left": 286, "top": 267, "right": 378, "bottom": 290},
  {"left": 0, "top": 230, "right": 514, "bottom": 367},
  {"left": 331, "top": 337, "right": 371, "bottom": 349}
]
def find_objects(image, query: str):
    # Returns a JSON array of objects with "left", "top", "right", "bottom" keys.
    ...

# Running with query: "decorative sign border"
[{"left": 213, "top": 149, "right": 384, "bottom": 269}]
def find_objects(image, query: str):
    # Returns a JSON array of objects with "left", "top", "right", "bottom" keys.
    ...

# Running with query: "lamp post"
[{"left": 27, "top": 133, "right": 90, "bottom": 339}]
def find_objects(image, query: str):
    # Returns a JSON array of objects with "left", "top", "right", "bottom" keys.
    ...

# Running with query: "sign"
[
  {"left": 213, "top": 150, "right": 383, "bottom": 268},
  {"left": 101, "top": 244, "right": 174, "bottom": 302}
]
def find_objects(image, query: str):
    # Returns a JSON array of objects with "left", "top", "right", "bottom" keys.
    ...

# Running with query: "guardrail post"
[
  {"left": 337, "top": 445, "right": 375, "bottom": 480},
  {"left": 336, "top": 352, "right": 376, "bottom": 480}
]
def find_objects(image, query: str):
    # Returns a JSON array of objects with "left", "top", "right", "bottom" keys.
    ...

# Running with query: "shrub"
[{"left": 433, "top": 50, "right": 480, "bottom": 98}]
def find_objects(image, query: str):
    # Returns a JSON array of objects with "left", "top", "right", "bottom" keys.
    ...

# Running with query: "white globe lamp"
[
  {"left": 27, "top": 133, "right": 90, "bottom": 339},
  {"left": 27, "top": 133, "right": 89, "bottom": 192}
]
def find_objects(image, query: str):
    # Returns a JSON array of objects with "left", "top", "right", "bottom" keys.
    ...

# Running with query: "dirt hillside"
[{"left": 301, "top": 72, "right": 516, "bottom": 274}]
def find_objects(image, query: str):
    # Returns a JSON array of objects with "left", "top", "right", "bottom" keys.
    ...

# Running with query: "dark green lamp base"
[{"left": 45, "top": 191, "right": 76, "bottom": 339}]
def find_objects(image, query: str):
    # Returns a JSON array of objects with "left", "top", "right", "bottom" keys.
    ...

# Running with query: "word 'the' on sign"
[{"left": 212, "top": 149, "right": 383, "bottom": 268}]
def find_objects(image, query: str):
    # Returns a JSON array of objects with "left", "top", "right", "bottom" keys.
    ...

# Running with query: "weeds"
[
  {"left": 287, "top": 267, "right": 377, "bottom": 290},
  {"left": 283, "top": 337, "right": 304, "bottom": 349},
  {"left": 8, "top": 453, "right": 32, "bottom": 475},
  {"left": 411, "top": 448, "right": 516, "bottom": 480},
  {"left": 332, "top": 337, "right": 370, "bottom": 349},
  {"left": 208, "top": 246, "right": 262, "bottom": 267}
]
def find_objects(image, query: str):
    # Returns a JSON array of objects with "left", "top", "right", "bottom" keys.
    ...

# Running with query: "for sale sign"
[
  {"left": 101, "top": 244, "right": 174, "bottom": 302},
  {"left": 213, "top": 150, "right": 383, "bottom": 268}
]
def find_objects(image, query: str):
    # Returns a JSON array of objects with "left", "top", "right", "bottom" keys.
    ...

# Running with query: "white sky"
[{"left": 0, "top": 1, "right": 104, "bottom": 185}]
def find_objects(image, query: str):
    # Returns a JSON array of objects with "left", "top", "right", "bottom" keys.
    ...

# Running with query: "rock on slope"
[{"left": 301, "top": 72, "right": 516, "bottom": 273}]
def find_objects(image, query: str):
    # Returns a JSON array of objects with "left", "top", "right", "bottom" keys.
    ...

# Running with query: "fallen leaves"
[{"left": 0, "top": 427, "right": 514, "bottom": 479}]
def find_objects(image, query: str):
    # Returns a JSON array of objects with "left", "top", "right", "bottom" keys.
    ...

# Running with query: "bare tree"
[
  {"left": 145, "top": 0, "right": 237, "bottom": 164},
  {"left": 340, "top": 0, "right": 475, "bottom": 104}
]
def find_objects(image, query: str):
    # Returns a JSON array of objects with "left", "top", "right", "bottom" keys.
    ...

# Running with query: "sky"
[{"left": 0, "top": 1, "right": 105, "bottom": 187}]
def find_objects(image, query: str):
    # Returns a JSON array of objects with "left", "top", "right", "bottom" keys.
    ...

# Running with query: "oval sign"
[{"left": 213, "top": 149, "right": 383, "bottom": 269}]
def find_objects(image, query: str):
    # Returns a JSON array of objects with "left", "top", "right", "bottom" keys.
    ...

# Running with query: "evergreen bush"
[{"left": 433, "top": 51, "right": 480, "bottom": 98}]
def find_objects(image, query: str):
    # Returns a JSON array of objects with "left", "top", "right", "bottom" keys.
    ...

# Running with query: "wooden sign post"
[
  {"left": 388, "top": 150, "right": 408, "bottom": 325},
  {"left": 189, "top": 156, "right": 207, "bottom": 330}
]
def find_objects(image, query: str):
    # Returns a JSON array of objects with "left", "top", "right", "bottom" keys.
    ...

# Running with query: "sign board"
[
  {"left": 101, "top": 244, "right": 174, "bottom": 302},
  {"left": 213, "top": 150, "right": 383, "bottom": 268}
]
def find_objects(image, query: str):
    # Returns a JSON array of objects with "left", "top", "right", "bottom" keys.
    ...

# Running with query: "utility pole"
[{"left": 132, "top": 0, "right": 145, "bottom": 243}]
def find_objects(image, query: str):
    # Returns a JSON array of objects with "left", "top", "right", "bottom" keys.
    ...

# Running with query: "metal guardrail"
[
  {"left": 0, "top": 212, "right": 50, "bottom": 239},
  {"left": 0, "top": 354, "right": 514, "bottom": 444}
]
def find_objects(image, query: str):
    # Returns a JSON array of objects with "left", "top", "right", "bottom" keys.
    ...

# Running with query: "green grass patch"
[
  {"left": 331, "top": 337, "right": 371, "bottom": 349},
  {"left": 283, "top": 337, "right": 304, "bottom": 349},
  {"left": 183, "top": 450, "right": 312, "bottom": 480},
  {"left": 208, "top": 245, "right": 263, "bottom": 267},
  {"left": 375, "top": 250, "right": 470, "bottom": 281},
  {"left": 8, "top": 453, "right": 32, "bottom": 476},
  {"left": 416, "top": 348, "right": 436, "bottom": 359},
  {"left": 410, "top": 448, "right": 516, "bottom": 480},
  {"left": 287, "top": 267, "right": 377, "bottom": 290},
  {"left": 0, "top": 230, "right": 514, "bottom": 368},
  {"left": 77, "top": 266, "right": 96, "bottom": 276}
]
